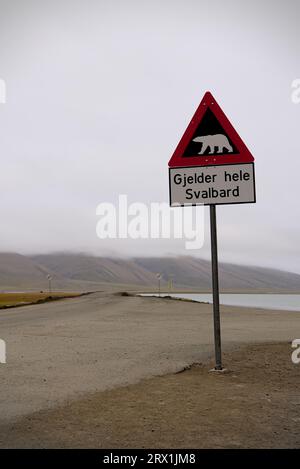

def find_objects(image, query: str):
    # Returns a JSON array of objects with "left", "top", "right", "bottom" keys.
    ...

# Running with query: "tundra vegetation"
[{"left": 0, "top": 292, "right": 81, "bottom": 308}]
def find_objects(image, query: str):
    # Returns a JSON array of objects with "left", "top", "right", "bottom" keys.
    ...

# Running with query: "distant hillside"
[
  {"left": 32, "top": 254, "right": 156, "bottom": 286},
  {"left": 0, "top": 253, "right": 55, "bottom": 290},
  {"left": 0, "top": 253, "right": 110, "bottom": 292},
  {"left": 30, "top": 253, "right": 300, "bottom": 292},
  {"left": 0, "top": 252, "right": 298, "bottom": 292},
  {"left": 134, "top": 257, "right": 300, "bottom": 291}
]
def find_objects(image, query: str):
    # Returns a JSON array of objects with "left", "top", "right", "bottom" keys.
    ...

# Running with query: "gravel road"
[{"left": 0, "top": 291, "right": 299, "bottom": 423}]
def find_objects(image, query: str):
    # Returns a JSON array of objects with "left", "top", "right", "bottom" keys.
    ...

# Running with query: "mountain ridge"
[
  {"left": 32, "top": 253, "right": 300, "bottom": 292},
  {"left": 0, "top": 252, "right": 298, "bottom": 292}
]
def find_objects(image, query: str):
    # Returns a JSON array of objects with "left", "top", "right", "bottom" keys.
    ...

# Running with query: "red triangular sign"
[{"left": 168, "top": 91, "right": 254, "bottom": 168}]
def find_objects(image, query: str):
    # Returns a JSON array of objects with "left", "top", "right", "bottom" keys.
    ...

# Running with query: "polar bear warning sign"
[
  {"left": 168, "top": 91, "right": 256, "bottom": 371},
  {"left": 168, "top": 91, "right": 254, "bottom": 168},
  {"left": 168, "top": 91, "right": 255, "bottom": 206}
]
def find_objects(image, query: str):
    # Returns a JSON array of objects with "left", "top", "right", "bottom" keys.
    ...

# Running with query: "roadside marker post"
[
  {"left": 47, "top": 274, "right": 52, "bottom": 295},
  {"left": 168, "top": 91, "right": 256, "bottom": 370},
  {"left": 156, "top": 273, "right": 162, "bottom": 297}
]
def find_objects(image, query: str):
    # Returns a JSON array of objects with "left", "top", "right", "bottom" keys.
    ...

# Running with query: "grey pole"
[
  {"left": 209, "top": 204, "right": 222, "bottom": 370},
  {"left": 47, "top": 274, "right": 52, "bottom": 296},
  {"left": 156, "top": 273, "right": 161, "bottom": 297}
]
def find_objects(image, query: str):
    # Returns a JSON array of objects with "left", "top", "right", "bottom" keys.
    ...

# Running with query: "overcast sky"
[{"left": 0, "top": 0, "right": 299, "bottom": 273}]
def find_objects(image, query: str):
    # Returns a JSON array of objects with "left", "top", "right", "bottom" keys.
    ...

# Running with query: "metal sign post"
[{"left": 209, "top": 205, "right": 222, "bottom": 370}]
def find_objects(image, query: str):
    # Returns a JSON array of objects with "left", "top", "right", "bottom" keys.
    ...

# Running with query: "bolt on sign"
[
  {"left": 168, "top": 91, "right": 256, "bottom": 371},
  {"left": 168, "top": 91, "right": 256, "bottom": 206}
]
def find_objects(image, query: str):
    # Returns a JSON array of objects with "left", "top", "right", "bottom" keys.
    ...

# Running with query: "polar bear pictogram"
[{"left": 193, "top": 134, "right": 233, "bottom": 155}]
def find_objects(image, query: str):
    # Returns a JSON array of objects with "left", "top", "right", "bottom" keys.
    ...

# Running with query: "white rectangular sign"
[{"left": 169, "top": 163, "right": 255, "bottom": 206}]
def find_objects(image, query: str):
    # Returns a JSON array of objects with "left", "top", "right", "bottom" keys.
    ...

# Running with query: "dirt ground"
[
  {"left": 0, "top": 341, "right": 299, "bottom": 448},
  {"left": 2, "top": 292, "right": 300, "bottom": 424}
]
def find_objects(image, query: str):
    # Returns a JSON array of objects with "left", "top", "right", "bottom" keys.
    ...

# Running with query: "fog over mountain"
[
  {"left": 0, "top": 252, "right": 298, "bottom": 292},
  {"left": 0, "top": 1, "right": 299, "bottom": 273}
]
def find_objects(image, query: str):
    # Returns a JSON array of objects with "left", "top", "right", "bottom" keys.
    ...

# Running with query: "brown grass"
[{"left": 0, "top": 292, "right": 81, "bottom": 308}]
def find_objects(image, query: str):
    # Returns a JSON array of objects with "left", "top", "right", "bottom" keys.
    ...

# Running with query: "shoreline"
[{"left": 136, "top": 291, "right": 300, "bottom": 312}]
